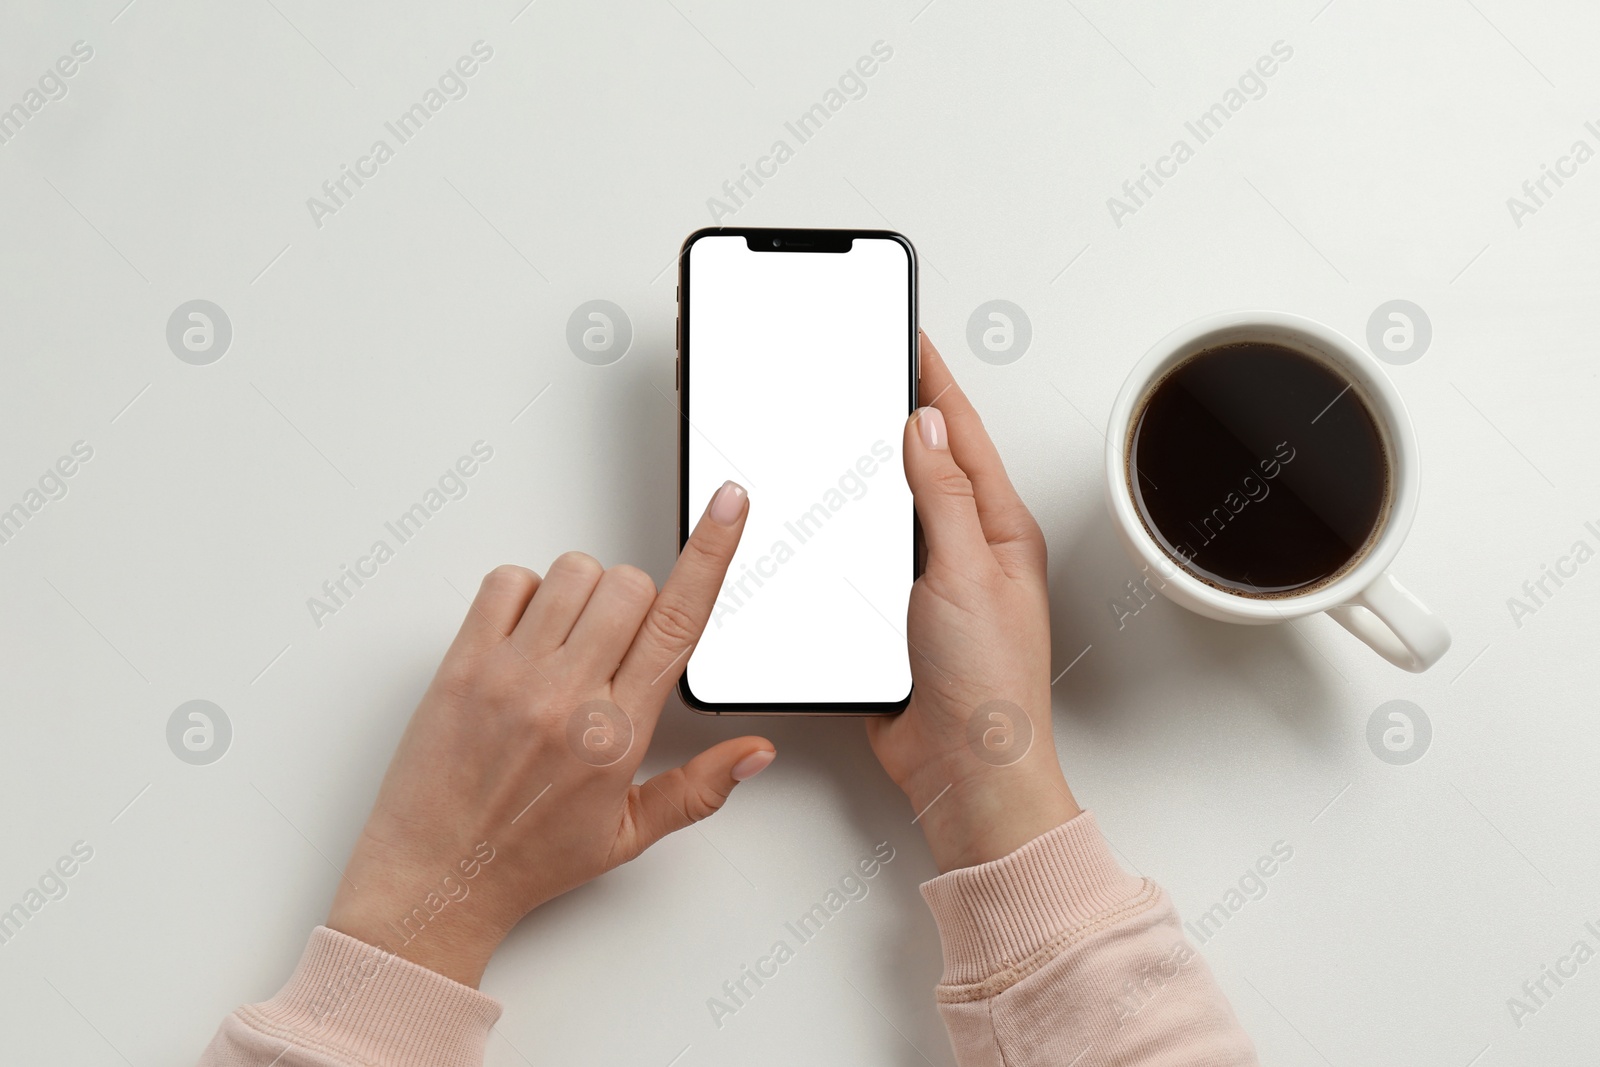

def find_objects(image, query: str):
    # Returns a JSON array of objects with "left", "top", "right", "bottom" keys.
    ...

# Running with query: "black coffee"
[{"left": 1129, "top": 341, "right": 1388, "bottom": 597}]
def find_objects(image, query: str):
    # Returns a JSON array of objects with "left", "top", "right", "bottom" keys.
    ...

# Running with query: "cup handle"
[{"left": 1326, "top": 571, "right": 1451, "bottom": 673}]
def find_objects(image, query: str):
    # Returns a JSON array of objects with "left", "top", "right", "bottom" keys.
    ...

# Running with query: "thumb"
[
  {"left": 904, "top": 407, "right": 990, "bottom": 564},
  {"left": 616, "top": 738, "right": 775, "bottom": 862}
]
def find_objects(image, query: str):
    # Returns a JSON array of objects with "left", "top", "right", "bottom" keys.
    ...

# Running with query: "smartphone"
[{"left": 676, "top": 227, "right": 917, "bottom": 714}]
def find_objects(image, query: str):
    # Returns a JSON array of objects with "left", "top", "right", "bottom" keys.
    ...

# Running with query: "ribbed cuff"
[
  {"left": 238, "top": 926, "right": 502, "bottom": 1067},
  {"left": 919, "top": 811, "right": 1146, "bottom": 987}
]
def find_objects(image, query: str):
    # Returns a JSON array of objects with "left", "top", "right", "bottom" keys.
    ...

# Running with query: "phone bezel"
[{"left": 675, "top": 226, "right": 919, "bottom": 716}]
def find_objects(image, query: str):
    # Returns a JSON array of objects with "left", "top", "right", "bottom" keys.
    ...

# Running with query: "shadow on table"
[{"left": 1044, "top": 508, "right": 1348, "bottom": 752}]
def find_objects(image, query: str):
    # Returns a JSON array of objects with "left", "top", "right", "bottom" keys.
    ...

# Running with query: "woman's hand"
[
  {"left": 867, "top": 333, "right": 1080, "bottom": 873},
  {"left": 326, "top": 483, "right": 774, "bottom": 988}
]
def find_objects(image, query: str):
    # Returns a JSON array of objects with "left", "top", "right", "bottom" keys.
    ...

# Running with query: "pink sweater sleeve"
[
  {"left": 196, "top": 926, "right": 501, "bottom": 1067},
  {"left": 920, "top": 811, "right": 1259, "bottom": 1067}
]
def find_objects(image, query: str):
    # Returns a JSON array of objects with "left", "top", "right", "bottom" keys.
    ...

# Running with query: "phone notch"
[{"left": 746, "top": 233, "right": 853, "bottom": 253}]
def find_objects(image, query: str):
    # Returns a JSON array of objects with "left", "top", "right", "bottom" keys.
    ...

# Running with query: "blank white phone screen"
[{"left": 684, "top": 234, "right": 913, "bottom": 706}]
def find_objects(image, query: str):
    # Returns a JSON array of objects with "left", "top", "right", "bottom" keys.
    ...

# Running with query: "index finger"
[
  {"left": 613, "top": 480, "right": 748, "bottom": 705},
  {"left": 918, "top": 332, "right": 1044, "bottom": 565}
]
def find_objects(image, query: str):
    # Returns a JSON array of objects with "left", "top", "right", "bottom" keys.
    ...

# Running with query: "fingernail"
[
  {"left": 731, "top": 749, "right": 775, "bottom": 781},
  {"left": 917, "top": 407, "right": 947, "bottom": 451},
  {"left": 709, "top": 480, "right": 747, "bottom": 526}
]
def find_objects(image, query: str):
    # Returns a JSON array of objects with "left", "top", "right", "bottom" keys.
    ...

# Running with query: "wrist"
[
  {"left": 327, "top": 828, "right": 519, "bottom": 988},
  {"left": 911, "top": 763, "right": 1080, "bottom": 873}
]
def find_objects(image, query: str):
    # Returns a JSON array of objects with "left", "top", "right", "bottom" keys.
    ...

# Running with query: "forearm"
[
  {"left": 196, "top": 927, "right": 500, "bottom": 1067},
  {"left": 921, "top": 812, "right": 1258, "bottom": 1067}
]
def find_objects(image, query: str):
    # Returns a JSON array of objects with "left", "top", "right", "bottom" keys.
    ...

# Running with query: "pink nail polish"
[
  {"left": 731, "top": 749, "right": 775, "bottom": 781},
  {"left": 709, "top": 480, "right": 748, "bottom": 526},
  {"left": 918, "top": 407, "right": 947, "bottom": 451}
]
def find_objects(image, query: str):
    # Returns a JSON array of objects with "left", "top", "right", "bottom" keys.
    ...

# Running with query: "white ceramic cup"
[{"left": 1103, "top": 310, "right": 1451, "bottom": 673}]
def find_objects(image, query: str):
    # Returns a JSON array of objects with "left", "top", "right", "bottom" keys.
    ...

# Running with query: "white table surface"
[{"left": 2, "top": 1, "right": 1596, "bottom": 1063}]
